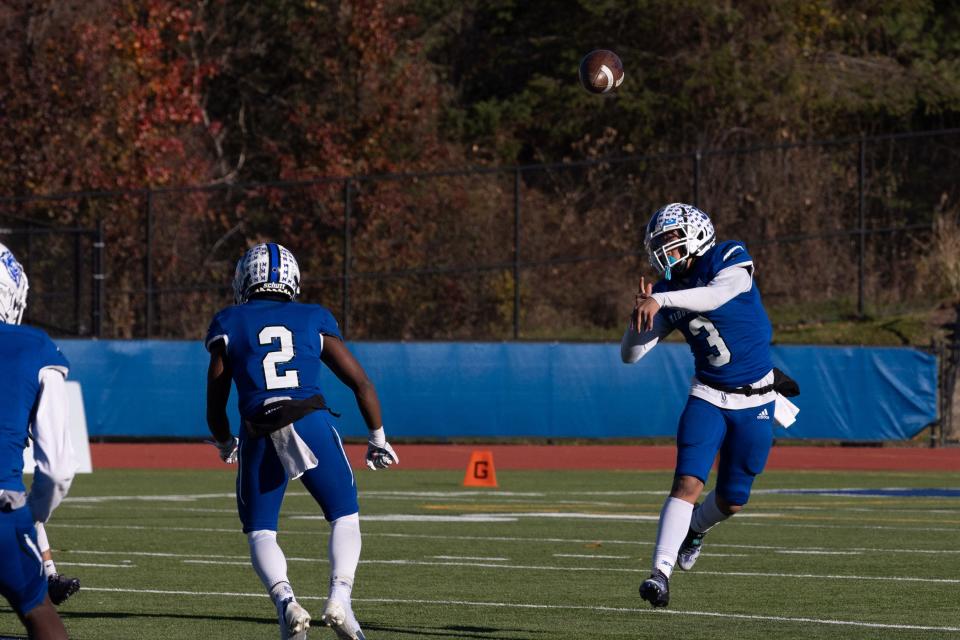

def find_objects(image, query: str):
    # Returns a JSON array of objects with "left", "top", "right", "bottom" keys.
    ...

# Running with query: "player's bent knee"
[
  {"left": 716, "top": 492, "right": 746, "bottom": 514},
  {"left": 670, "top": 475, "right": 705, "bottom": 502},
  {"left": 247, "top": 529, "right": 278, "bottom": 544},
  {"left": 330, "top": 511, "right": 359, "bottom": 525}
]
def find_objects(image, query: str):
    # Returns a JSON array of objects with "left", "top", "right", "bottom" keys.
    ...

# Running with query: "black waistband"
[
  {"left": 705, "top": 381, "right": 775, "bottom": 396},
  {"left": 703, "top": 368, "right": 800, "bottom": 398},
  {"left": 244, "top": 394, "right": 340, "bottom": 438}
]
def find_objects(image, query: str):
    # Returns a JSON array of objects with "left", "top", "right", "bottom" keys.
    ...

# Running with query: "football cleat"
[
  {"left": 677, "top": 527, "right": 705, "bottom": 571},
  {"left": 321, "top": 599, "right": 366, "bottom": 640},
  {"left": 639, "top": 569, "right": 670, "bottom": 608},
  {"left": 47, "top": 573, "right": 80, "bottom": 606},
  {"left": 279, "top": 598, "right": 311, "bottom": 640}
]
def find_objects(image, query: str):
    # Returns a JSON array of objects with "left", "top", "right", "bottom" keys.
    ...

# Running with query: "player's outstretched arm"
[
  {"left": 321, "top": 336, "right": 399, "bottom": 470},
  {"left": 205, "top": 341, "right": 238, "bottom": 463}
]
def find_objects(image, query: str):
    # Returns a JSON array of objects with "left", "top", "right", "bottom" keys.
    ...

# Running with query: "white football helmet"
[
  {"left": 644, "top": 203, "right": 716, "bottom": 280},
  {"left": 0, "top": 243, "right": 28, "bottom": 324},
  {"left": 233, "top": 243, "right": 301, "bottom": 304}
]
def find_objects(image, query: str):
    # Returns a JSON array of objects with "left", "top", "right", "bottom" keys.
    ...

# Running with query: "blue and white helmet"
[
  {"left": 644, "top": 203, "right": 716, "bottom": 280},
  {"left": 233, "top": 243, "right": 301, "bottom": 304},
  {"left": 0, "top": 243, "right": 28, "bottom": 324}
]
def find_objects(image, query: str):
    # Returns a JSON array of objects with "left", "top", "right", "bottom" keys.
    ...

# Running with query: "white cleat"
[
  {"left": 321, "top": 599, "right": 366, "bottom": 640},
  {"left": 279, "top": 599, "right": 311, "bottom": 640}
]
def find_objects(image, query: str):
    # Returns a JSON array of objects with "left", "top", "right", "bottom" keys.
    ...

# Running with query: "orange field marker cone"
[{"left": 463, "top": 450, "right": 498, "bottom": 488}]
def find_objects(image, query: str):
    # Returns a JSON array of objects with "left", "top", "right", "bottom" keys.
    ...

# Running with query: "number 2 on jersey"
[
  {"left": 259, "top": 326, "right": 300, "bottom": 389},
  {"left": 687, "top": 316, "right": 731, "bottom": 366}
]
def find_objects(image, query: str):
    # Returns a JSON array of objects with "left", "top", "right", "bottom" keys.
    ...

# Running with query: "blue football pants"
[
  {"left": 235, "top": 411, "right": 359, "bottom": 533},
  {"left": 0, "top": 505, "right": 47, "bottom": 615},
  {"left": 674, "top": 396, "right": 775, "bottom": 506}
]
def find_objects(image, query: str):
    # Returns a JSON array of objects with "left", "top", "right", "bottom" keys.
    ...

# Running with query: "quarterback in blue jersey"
[
  {"left": 621, "top": 204, "right": 799, "bottom": 608},
  {"left": 0, "top": 243, "right": 77, "bottom": 639},
  {"left": 205, "top": 243, "right": 398, "bottom": 640}
]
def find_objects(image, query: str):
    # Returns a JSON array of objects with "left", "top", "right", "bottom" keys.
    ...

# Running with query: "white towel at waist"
[
  {"left": 774, "top": 394, "right": 800, "bottom": 429},
  {"left": 269, "top": 425, "right": 319, "bottom": 480}
]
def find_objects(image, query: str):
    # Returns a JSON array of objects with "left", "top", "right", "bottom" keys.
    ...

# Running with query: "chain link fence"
[
  {"left": 2, "top": 129, "right": 958, "bottom": 441},
  {"left": 3, "top": 129, "right": 957, "bottom": 340}
]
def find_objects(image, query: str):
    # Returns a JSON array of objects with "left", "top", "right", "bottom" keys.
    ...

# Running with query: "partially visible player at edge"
[
  {"left": 620, "top": 204, "right": 799, "bottom": 608},
  {"left": 0, "top": 243, "right": 78, "bottom": 639},
  {"left": 205, "top": 243, "right": 398, "bottom": 640}
]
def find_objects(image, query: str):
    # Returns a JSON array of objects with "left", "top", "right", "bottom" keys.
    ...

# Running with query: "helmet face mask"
[
  {"left": 233, "top": 243, "right": 301, "bottom": 304},
  {"left": 644, "top": 203, "right": 716, "bottom": 280},
  {"left": 0, "top": 243, "right": 28, "bottom": 324}
]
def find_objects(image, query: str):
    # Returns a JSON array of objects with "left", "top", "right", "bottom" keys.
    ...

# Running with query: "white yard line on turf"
[
  {"left": 736, "top": 521, "right": 960, "bottom": 533},
  {"left": 428, "top": 555, "right": 509, "bottom": 561},
  {"left": 775, "top": 550, "right": 862, "bottom": 555},
  {"left": 52, "top": 526, "right": 960, "bottom": 555},
  {"left": 773, "top": 506, "right": 960, "bottom": 514},
  {"left": 67, "top": 550, "right": 247, "bottom": 559},
  {"left": 292, "top": 512, "right": 683, "bottom": 522},
  {"left": 553, "top": 553, "right": 631, "bottom": 559},
  {"left": 65, "top": 493, "right": 235, "bottom": 503},
  {"left": 55, "top": 562, "right": 134, "bottom": 568},
  {"left": 78, "top": 587, "right": 960, "bottom": 633},
  {"left": 63, "top": 487, "right": 960, "bottom": 502},
  {"left": 176, "top": 557, "right": 960, "bottom": 583}
]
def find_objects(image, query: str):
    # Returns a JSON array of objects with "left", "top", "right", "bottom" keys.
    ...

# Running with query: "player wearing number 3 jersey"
[
  {"left": 205, "top": 243, "right": 397, "bottom": 640},
  {"left": 621, "top": 204, "right": 799, "bottom": 608}
]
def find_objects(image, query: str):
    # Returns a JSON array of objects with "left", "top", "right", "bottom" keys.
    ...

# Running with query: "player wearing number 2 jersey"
[
  {"left": 621, "top": 203, "right": 799, "bottom": 608},
  {"left": 205, "top": 243, "right": 398, "bottom": 640}
]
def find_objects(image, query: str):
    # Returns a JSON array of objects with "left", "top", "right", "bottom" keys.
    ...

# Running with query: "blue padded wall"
[{"left": 58, "top": 340, "right": 937, "bottom": 441}]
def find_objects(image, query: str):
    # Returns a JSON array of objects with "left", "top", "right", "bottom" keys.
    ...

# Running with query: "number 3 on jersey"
[
  {"left": 688, "top": 316, "right": 731, "bottom": 366},
  {"left": 259, "top": 326, "right": 300, "bottom": 390}
]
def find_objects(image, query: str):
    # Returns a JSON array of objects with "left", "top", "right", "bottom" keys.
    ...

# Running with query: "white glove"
[
  {"left": 207, "top": 436, "right": 239, "bottom": 464},
  {"left": 365, "top": 427, "right": 399, "bottom": 470}
]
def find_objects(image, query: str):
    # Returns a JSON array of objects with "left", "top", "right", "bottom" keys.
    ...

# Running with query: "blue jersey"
[
  {"left": 654, "top": 240, "right": 773, "bottom": 387},
  {"left": 205, "top": 299, "right": 343, "bottom": 419},
  {"left": 0, "top": 324, "right": 69, "bottom": 492}
]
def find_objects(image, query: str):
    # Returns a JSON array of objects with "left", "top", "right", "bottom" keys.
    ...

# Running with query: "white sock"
[
  {"left": 690, "top": 490, "right": 731, "bottom": 534},
  {"left": 248, "top": 530, "right": 294, "bottom": 606},
  {"left": 328, "top": 513, "right": 361, "bottom": 601},
  {"left": 35, "top": 522, "right": 56, "bottom": 577},
  {"left": 651, "top": 497, "right": 694, "bottom": 578}
]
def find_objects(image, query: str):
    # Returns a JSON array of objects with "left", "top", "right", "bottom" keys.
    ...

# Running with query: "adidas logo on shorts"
[{"left": 756, "top": 408, "right": 770, "bottom": 420}]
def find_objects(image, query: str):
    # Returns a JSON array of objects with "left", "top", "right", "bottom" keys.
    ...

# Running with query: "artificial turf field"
[{"left": 2, "top": 467, "right": 959, "bottom": 639}]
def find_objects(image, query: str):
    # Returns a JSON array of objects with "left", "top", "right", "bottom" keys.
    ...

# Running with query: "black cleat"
[
  {"left": 677, "top": 527, "right": 705, "bottom": 571},
  {"left": 639, "top": 569, "right": 670, "bottom": 608},
  {"left": 47, "top": 573, "right": 80, "bottom": 606}
]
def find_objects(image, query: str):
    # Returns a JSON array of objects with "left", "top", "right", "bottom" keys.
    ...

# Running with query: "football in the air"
[{"left": 578, "top": 49, "right": 624, "bottom": 94}]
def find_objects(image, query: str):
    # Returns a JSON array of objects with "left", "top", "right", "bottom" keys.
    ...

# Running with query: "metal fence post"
[
  {"left": 935, "top": 339, "right": 945, "bottom": 448},
  {"left": 942, "top": 306, "right": 960, "bottom": 447},
  {"left": 513, "top": 168, "right": 521, "bottom": 340},
  {"left": 857, "top": 135, "right": 866, "bottom": 317},
  {"left": 693, "top": 150, "right": 702, "bottom": 207},
  {"left": 342, "top": 178, "right": 352, "bottom": 337},
  {"left": 93, "top": 218, "right": 105, "bottom": 338},
  {"left": 145, "top": 189, "right": 153, "bottom": 338},
  {"left": 73, "top": 230, "right": 81, "bottom": 335}
]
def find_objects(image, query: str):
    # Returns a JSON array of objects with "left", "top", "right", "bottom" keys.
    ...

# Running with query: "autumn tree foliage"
[{"left": 0, "top": 1, "right": 958, "bottom": 338}]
